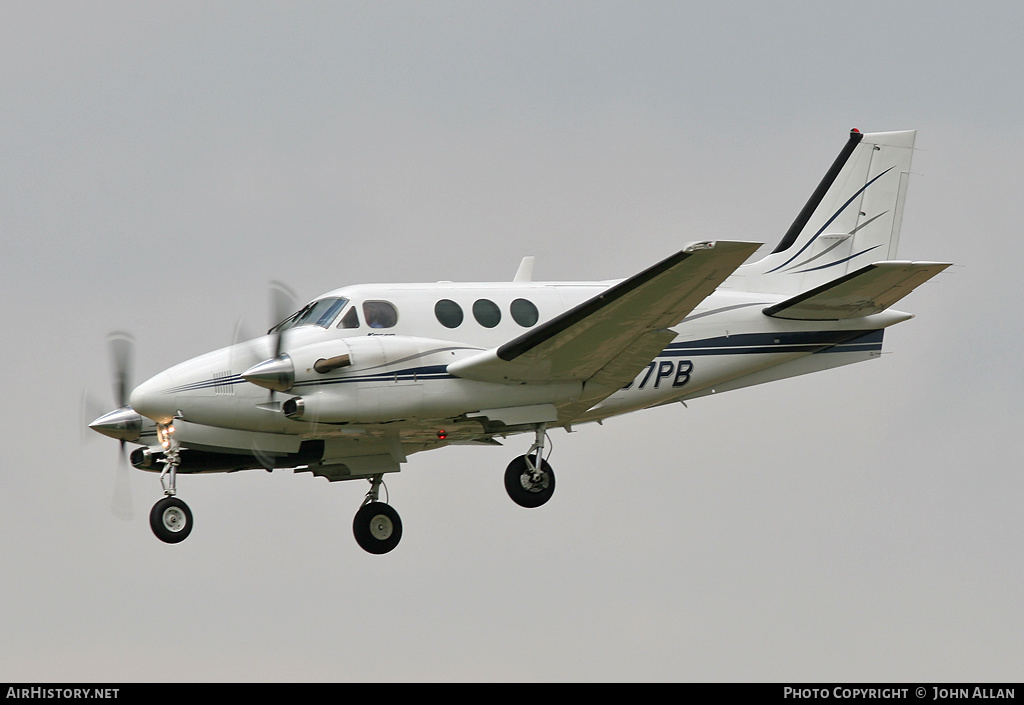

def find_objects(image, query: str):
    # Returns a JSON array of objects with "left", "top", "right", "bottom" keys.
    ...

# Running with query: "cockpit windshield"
[{"left": 270, "top": 297, "right": 349, "bottom": 333}]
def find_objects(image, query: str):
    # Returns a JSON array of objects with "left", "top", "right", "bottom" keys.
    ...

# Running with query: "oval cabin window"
[
  {"left": 472, "top": 299, "right": 501, "bottom": 328},
  {"left": 510, "top": 298, "right": 539, "bottom": 327},
  {"left": 434, "top": 299, "right": 464, "bottom": 328}
]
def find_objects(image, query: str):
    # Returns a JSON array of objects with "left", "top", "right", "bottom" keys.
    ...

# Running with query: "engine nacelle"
[
  {"left": 279, "top": 334, "right": 582, "bottom": 424},
  {"left": 246, "top": 336, "right": 439, "bottom": 392}
]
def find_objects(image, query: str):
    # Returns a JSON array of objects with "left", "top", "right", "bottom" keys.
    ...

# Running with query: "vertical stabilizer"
[{"left": 726, "top": 129, "right": 916, "bottom": 295}]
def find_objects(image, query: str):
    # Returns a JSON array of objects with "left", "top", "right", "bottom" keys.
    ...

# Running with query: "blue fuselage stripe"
[{"left": 165, "top": 331, "right": 883, "bottom": 393}]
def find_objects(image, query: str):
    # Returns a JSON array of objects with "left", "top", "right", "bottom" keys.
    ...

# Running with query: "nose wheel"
[{"left": 150, "top": 496, "right": 193, "bottom": 543}]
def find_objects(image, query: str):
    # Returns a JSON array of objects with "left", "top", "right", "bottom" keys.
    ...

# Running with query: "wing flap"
[
  {"left": 763, "top": 261, "right": 951, "bottom": 320},
  {"left": 554, "top": 328, "right": 678, "bottom": 422},
  {"left": 448, "top": 240, "right": 761, "bottom": 384}
]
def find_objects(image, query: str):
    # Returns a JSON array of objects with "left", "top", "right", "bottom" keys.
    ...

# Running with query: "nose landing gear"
[{"left": 149, "top": 423, "right": 194, "bottom": 544}]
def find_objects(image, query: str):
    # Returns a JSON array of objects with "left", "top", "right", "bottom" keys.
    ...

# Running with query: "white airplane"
[{"left": 89, "top": 128, "right": 949, "bottom": 554}]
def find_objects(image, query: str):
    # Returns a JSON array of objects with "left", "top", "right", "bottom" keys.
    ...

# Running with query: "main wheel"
[
  {"left": 353, "top": 501, "right": 402, "bottom": 554},
  {"left": 504, "top": 453, "right": 555, "bottom": 508},
  {"left": 150, "top": 496, "right": 193, "bottom": 544}
]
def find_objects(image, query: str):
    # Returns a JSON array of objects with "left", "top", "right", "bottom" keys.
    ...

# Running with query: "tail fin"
[{"left": 728, "top": 129, "right": 916, "bottom": 295}]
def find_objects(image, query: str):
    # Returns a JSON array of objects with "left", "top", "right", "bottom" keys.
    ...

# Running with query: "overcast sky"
[{"left": 2, "top": 1, "right": 1021, "bottom": 682}]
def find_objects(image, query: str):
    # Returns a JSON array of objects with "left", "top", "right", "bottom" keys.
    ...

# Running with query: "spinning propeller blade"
[
  {"left": 268, "top": 279, "right": 298, "bottom": 359},
  {"left": 230, "top": 280, "right": 300, "bottom": 372},
  {"left": 108, "top": 331, "right": 134, "bottom": 408},
  {"left": 83, "top": 331, "right": 139, "bottom": 520},
  {"left": 233, "top": 281, "right": 301, "bottom": 402}
]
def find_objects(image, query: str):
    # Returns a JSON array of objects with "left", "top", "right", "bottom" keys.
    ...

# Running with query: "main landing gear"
[
  {"left": 149, "top": 423, "right": 194, "bottom": 544},
  {"left": 353, "top": 475, "right": 402, "bottom": 554},
  {"left": 504, "top": 424, "right": 556, "bottom": 508},
  {"left": 349, "top": 424, "right": 555, "bottom": 555}
]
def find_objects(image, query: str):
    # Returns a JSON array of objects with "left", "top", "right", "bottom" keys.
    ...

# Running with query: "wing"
[
  {"left": 762, "top": 261, "right": 951, "bottom": 320},
  {"left": 448, "top": 240, "right": 761, "bottom": 421}
]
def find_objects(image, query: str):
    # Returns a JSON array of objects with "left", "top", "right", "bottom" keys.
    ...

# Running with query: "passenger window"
[
  {"left": 473, "top": 299, "right": 501, "bottom": 328},
  {"left": 338, "top": 306, "right": 360, "bottom": 329},
  {"left": 435, "top": 299, "right": 464, "bottom": 328},
  {"left": 510, "top": 298, "right": 539, "bottom": 327},
  {"left": 363, "top": 301, "right": 398, "bottom": 329}
]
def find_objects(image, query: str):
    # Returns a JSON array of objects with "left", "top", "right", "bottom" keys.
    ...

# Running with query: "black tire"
[
  {"left": 504, "top": 454, "right": 555, "bottom": 508},
  {"left": 353, "top": 501, "right": 402, "bottom": 554},
  {"left": 150, "top": 496, "right": 193, "bottom": 544}
]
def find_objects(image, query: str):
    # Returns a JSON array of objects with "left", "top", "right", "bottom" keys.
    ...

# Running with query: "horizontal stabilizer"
[
  {"left": 449, "top": 240, "right": 762, "bottom": 384},
  {"left": 763, "top": 261, "right": 951, "bottom": 320}
]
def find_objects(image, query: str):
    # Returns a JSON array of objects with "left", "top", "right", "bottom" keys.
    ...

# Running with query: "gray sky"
[{"left": 2, "top": 0, "right": 1021, "bottom": 682}]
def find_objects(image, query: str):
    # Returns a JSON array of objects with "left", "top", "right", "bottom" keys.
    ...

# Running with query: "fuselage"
[{"left": 129, "top": 279, "right": 909, "bottom": 458}]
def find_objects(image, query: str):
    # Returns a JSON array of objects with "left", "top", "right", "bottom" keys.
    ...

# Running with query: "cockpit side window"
[
  {"left": 338, "top": 306, "right": 360, "bottom": 329},
  {"left": 363, "top": 301, "right": 398, "bottom": 329},
  {"left": 270, "top": 297, "right": 349, "bottom": 333}
]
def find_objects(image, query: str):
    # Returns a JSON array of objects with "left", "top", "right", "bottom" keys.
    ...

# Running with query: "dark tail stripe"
[
  {"left": 773, "top": 130, "right": 864, "bottom": 255},
  {"left": 767, "top": 166, "right": 895, "bottom": 274}
]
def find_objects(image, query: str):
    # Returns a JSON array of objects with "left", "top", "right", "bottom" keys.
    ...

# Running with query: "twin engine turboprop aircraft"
[{"left": 89, "top": 129, "right": 950, "bottom": 554}]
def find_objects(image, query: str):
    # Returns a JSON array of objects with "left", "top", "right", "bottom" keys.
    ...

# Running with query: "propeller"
[
  {"left": 230, "top": 281, "right": 299, "bottom": 365},
  {"left": 233, "top": 281, "right": 332, "bottom": 471},
  {"left": 235, "top": 281, "right": 300, "bottom": 399},
  {"left": 231, "top": 281, "right": 302, "bottom": 471},
  {"left": 84, "top": 331, "right": 139, "bottom": 520}
]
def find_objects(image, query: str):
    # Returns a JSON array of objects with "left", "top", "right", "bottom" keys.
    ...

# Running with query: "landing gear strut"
[
  {"left": 150, "top": 423, "right": 194, "bottom": 544},
  {"left": 352, "top": 474, "right": 402, "bottom": 554},
  {"left": 504, "top": 424, "right": 556, "bottom": 508}
]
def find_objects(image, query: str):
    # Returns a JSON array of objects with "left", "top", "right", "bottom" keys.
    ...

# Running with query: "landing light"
[{"left": 157, "top": 423, "right": 177, "bottom": 449}]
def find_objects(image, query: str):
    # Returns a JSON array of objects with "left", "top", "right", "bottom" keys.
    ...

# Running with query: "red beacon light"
[{"left": 437, "top": 430, "right": 448, "bottom": 440}]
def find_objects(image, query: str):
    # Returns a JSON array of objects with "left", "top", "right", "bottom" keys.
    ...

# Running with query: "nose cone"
[
  {"left": 89, "top": 407, "right": 143, "bottom": 442},
  {"left": 129, "top": 371, "right": 177, "bottom": 424}
]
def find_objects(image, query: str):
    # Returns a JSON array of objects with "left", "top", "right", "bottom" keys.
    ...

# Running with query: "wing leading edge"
[{"left": 448, "top": 240, "right": 762, "bottom": 390}]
